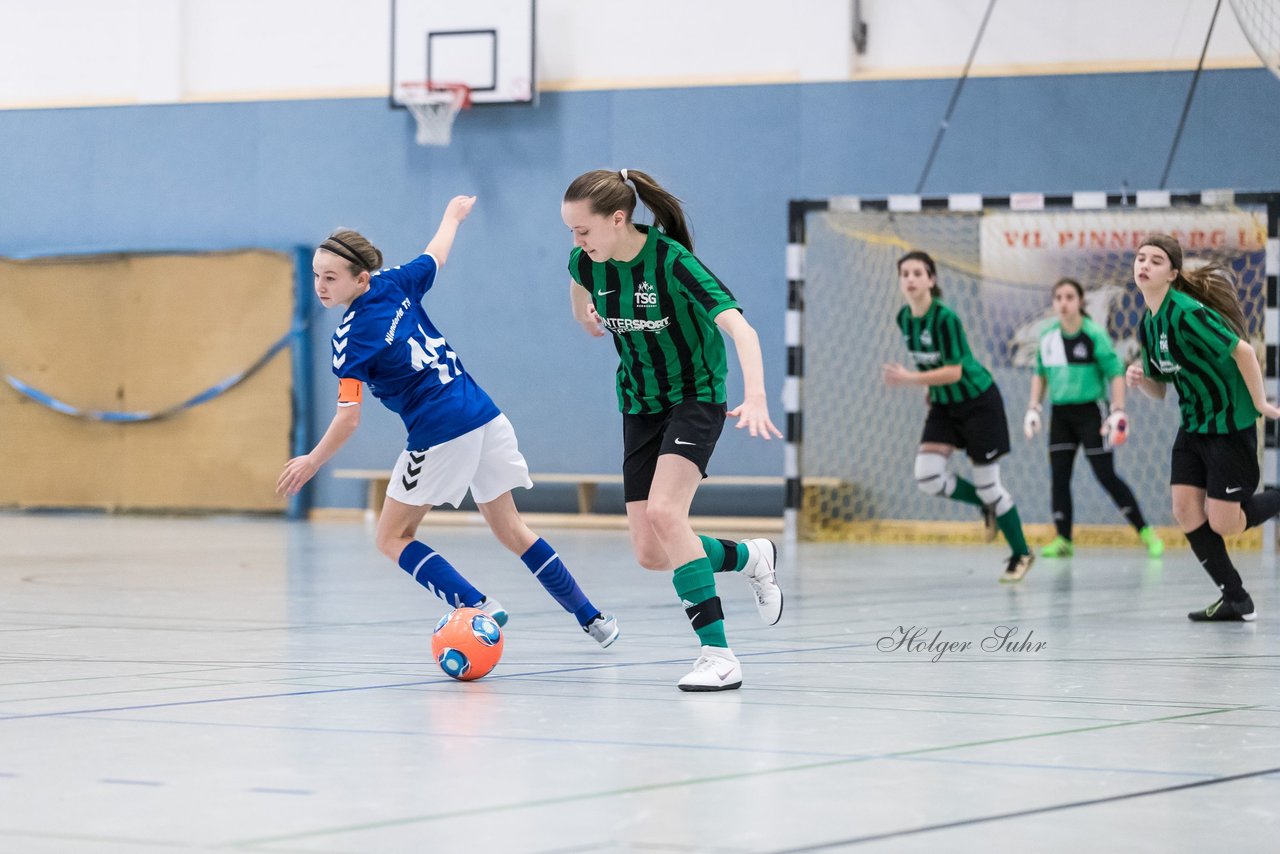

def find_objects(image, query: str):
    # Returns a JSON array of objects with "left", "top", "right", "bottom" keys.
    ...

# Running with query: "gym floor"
[{"left": 1, "top": 513, "right": 1276, "bottom": 852}]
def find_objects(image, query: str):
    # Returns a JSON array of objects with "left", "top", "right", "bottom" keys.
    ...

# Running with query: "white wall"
[{"left": 0, "top": 0, "right": 1264, "bottom": 109}]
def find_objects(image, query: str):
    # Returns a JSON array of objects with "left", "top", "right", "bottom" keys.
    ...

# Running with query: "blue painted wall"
[{"left": 2, "top": 69, "right": 1278, "bottom": 511}]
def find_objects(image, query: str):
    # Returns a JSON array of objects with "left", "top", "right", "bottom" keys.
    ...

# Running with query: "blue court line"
[
  {"left": 228, "top": 704, "right": 1264, "bottom": 848},
  {"left": 99, "top": 778, "right": 164, "bottom": 787},
  {"left": 765, "top": 764, "right": 1280, "bottom": 852},
  {"left": 70, "top": 714, "right": 1230, "bottom": 784},
  {"left": 0, "top": 657, "right": 705, "bottom": 722}
]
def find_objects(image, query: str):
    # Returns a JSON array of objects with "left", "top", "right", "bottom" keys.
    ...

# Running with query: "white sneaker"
[
  {"left": 677, "top": 646, "right": 743, "bottom": 692},
  {"left": 741, "top": 538, "right": 783, "bottom": 626},
  {"left": 584, "top": 612, "right": 620, "bottom": 648},
  {"left": 477, "top": 596, "right": 508, "bottom": 627}
]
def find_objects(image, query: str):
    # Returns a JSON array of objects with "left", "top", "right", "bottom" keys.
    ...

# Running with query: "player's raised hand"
[
  {"left": 445, "top": 195, "right": 476, "bottom": 223},
  {"left": 729, "top": 395, "right": 783, "bottom": 439}
]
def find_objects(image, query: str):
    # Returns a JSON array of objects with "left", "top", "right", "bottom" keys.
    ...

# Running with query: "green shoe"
[
  {"left": 1041, "top": 536, "right": 1074, "bottom": 558},
  {"left": 1140, "top": 526, "right": 1164, "bottom": 558}
]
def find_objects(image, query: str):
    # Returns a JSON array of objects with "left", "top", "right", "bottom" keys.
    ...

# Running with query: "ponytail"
[
  {"left": 1139, "top": 233, "right": 1245, "bottom": 337},
  {"left": 563, "top": 168, "right": 694, "bottom": 251}
]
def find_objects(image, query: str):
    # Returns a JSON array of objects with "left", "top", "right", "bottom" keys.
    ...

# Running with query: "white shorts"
[{"left": 386, "top": 414, "right": 533, "bottom": 508}]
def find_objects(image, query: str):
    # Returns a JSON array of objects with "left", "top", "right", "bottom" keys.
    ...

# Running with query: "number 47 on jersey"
[{"left": 408, "top": 324, "right": 460, "bottom": 384}]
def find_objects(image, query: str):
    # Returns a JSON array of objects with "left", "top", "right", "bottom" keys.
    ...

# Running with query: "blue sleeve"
[{"left": 372, "top": 253, "right": 439, "bottom": 303}]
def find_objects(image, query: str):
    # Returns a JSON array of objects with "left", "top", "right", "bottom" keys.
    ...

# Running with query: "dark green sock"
[
  {"left": 997, "top": 505, "right": 1030, "bottom": 555},
  {"left": 948, "top": 478, "right": 984, "bottom": 508},
  {"left": 672, "top": 557, "right": 728, "bottom": 647},
  {"left": 698, "top": 535, "right": 747, "bottom": 572}
]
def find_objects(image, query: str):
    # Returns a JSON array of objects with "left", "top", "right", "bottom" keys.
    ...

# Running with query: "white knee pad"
[
  {"left": 914, "top": 453, "right": 954, "bottom": 497},
  {"left": 971, "top": 462, "right": 1013, "bottom": 515}
]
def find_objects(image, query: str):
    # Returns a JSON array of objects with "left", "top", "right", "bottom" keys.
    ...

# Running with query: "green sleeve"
[
  {"left": 568, "top": 247, "right": 588, "bottom": 288},
  {"left": 671, "top": 254, "right": 739, "bottom": 319},
  {"left": 1181, "top": 307, "right": 1239, "bottom": 361}
]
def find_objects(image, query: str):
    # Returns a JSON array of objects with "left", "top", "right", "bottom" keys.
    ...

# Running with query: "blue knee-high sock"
[
  {"left": 397, "top": 540, "right": 484, "bottom": 608},
  {"left": 521, "top": 537, "right": 599, "bottom": 626}
]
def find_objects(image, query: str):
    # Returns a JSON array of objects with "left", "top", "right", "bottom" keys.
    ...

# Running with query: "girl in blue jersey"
[{"left": 278, "top": 195, "right": 619, "bottom": 646}]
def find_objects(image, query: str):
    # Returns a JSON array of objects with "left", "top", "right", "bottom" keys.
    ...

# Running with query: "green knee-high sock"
[
  {"left": 672, "top": 557, "right": 728, "bottom": 648},
  {"left": 947, "top": 478, "right": 984, "bottom": 508},
  {"left": 997, "top": 505, "right": 1030, "bottom": 555},
  {"left": 698, "top": 535, "right": 749, "bottom": 572}
]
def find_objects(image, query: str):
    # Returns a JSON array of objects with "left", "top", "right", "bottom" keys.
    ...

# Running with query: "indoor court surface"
[{"left": 2, "top": 513, "right": 1276, "bottom": 852}]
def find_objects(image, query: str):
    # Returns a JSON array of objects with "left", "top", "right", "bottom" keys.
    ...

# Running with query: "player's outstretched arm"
[
  {"left": 276, "top": 404, "right": 361, "bottom": 497},
  {"left": 424, "top": 195, "right": 476, "bottom": 266},
  {"left": 1232, "top": 339, "right": 1280, "bottom": 420},
  {"left": 716, "top": 309, "right": 782, "bottom": 439}
]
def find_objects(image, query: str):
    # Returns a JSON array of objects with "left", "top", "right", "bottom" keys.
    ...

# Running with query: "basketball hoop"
[{"left": 398, "top": 82, "right": 471, "bottom": 147}]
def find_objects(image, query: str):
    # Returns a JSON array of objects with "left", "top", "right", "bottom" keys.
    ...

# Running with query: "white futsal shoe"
[
  {"left": 740, "top": 538, "right": 784, "bottom": 626},
  {"left": 677, "top": 646, "right": 743, "bottom": 692},
  {"left": 584, "top": 612, "right": 620, "bottom": 648}
]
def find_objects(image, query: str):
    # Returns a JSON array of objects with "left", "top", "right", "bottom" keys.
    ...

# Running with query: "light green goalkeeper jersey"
[{"left": 1035, "top": 317, "right": 1123, "bottom": 405}]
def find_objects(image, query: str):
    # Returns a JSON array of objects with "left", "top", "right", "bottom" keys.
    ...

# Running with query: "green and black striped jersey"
[
  {"left": 1140, "top": 287, "right": 1257, "bottom": 433},
  {"left": 896, "top": 300, "right": 994, "bottom": 405},
  {"left": 569, "top": 225, "right": 740, "bottom": 414}
]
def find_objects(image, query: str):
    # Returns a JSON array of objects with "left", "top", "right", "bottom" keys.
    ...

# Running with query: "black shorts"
[
  {"left": 1048, "top": 401, "right": 1109, "bottom": 456},
  {"left": 921, "top": 384, "right": 1011, "bottom": 464},
  {"left": 1170, "top": 425, "right": 1259, "bottom": 502},
  {"left": 622, "top": 400, "right": 726, "bottom": 502}
]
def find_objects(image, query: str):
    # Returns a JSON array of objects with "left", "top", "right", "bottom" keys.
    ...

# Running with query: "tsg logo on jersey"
[
  {"left": 919, "top": 329, "right": 933, "bottom": 347},
  {"left": 635, "top": 280, "right": 657, "bottom": 307}
]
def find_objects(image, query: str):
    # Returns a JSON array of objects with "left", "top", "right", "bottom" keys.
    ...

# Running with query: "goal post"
[{"left": 783, "top": 190, "right": 1280, "bottom": 548}]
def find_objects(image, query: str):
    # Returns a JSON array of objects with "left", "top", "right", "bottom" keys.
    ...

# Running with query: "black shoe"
[
  {"left": 1187, "top": 595, "right": 1256, "bottom": 622},
  {"left": 981, "top": 504, "right": 998, "bottom": 542}
]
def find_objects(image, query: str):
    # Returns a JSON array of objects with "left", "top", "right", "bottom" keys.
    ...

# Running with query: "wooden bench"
[{"left": 332, "top": 469, "right": 843, "bottom": 517}]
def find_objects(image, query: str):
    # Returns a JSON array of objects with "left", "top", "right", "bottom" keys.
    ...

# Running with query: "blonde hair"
[
  {"left": 1139, "top": 233, "right": 1245, "bottom": 337},
  {"left": 563, "top": 169, "right": 693, "bottom": 251},
  {"left": 319, "top": 228, "right": 383, "bottom": 276}
]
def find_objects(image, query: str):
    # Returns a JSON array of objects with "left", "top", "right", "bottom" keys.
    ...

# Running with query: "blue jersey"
[{"left": 330, "top": 253, "right": 500, "bottom": 450}]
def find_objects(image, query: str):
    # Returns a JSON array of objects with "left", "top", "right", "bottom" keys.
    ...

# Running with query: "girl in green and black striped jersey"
[
  {"left": 882, "top": 250, "right": 1034, "bottom": 582},
  {"left": 1025, "top": 277, "right": 1163, "bottom": 558},
  {"left": 1127, "top": 233, "right": 1280, "bottom": 622},
  {"left": 562, "top": 169, "right": 783, "bottom": 692}
]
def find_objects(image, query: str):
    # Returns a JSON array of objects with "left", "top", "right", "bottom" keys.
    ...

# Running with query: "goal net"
[{"left": 787, "top": 193, "right": 1275, "bottom": 542}]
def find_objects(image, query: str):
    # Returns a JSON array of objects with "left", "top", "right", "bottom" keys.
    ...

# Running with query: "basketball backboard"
[{"left": 390, "top": 0, "right": 536, "bottom": 108}]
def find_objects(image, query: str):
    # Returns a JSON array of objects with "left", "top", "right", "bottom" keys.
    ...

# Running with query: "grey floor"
[{"left": 1, "top": 512, "right": 1277, "bottom": 853}]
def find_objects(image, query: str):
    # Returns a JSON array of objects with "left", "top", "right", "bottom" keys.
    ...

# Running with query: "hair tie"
[{"left": 620, "top": 168, "right": 629, "bottom": 182}]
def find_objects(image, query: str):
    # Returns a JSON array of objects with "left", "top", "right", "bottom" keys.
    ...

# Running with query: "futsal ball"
[{"left": 431, "top": 607, "right": 504, "bottom": 681}]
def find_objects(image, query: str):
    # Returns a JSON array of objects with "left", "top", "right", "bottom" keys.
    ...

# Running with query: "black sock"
[
  {"left": 1242, "top": 488, "right": 1280, "bottom": 530},
  {"left": 1184, "top": 522, "right": 1247, "bottom": 601}
]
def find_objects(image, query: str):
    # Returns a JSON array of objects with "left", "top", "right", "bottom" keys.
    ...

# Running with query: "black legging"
[{"left": 1050, "top": 447, "right": 1147, "bottom": 539}]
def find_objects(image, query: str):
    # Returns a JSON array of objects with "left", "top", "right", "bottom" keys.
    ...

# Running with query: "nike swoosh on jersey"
[
  {"left": 596, "top": 289, "right": 616, "bottom": 296},
  {"left": 674, "top": 438, "right": 696, "bottom": 446}
]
